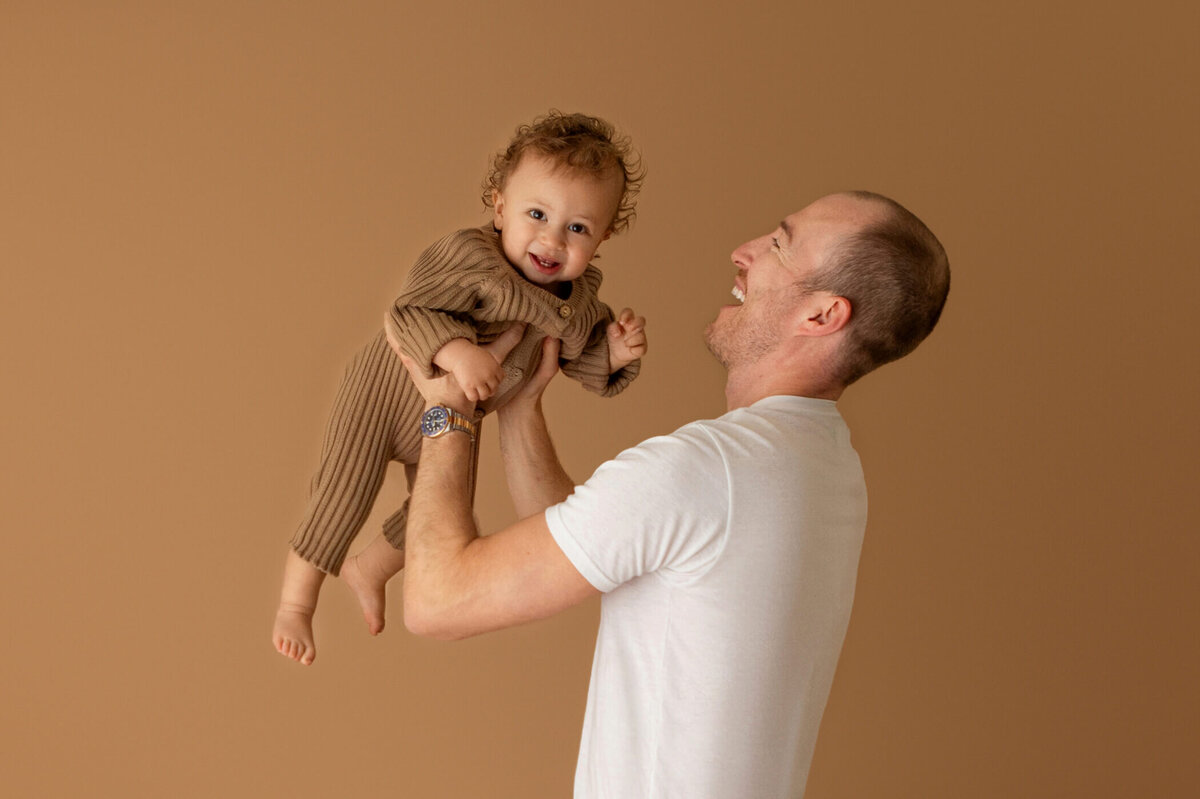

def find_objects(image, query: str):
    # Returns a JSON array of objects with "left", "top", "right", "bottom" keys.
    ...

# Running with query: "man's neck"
[{"left": 723, "top": 361, "right": 844, "bottom": 411}]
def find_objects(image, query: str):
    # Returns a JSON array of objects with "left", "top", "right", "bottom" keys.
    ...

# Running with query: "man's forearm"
[
  {"left": 402, "top": 424, "right": 480, "bottom": 636},
  {"left": 402, "top": 417, "right": 597, "bottom": 640},
  {"left": 498, "top": 399, "right": 574, "bottom": 518}
]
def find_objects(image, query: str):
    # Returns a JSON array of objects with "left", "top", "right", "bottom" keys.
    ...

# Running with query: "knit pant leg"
[
  {"left": 290, "top": 333, "right": 409, "bottom": 575},
  {"left": 380, "top": 415, "right": 483, "bottom": 550}
]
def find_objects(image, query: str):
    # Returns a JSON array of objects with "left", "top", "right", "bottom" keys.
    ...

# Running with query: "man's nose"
[{"left": 730, "top": 235, "right": 765, "bottom": 268}]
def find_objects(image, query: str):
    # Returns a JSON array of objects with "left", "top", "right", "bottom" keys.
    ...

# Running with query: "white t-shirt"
[{"left": 545, "top": 395, "right": 868, "bottom": 798}]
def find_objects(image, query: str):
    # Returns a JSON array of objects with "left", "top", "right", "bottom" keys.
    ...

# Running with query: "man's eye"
[
  {"left": 770, "top": 237, "right": 781, "bottom": 250},
  {"left": 569, "top": 223, "right": 587, "bottom": 234},
  {"left": 529, "top": 209, "right": 545, "bottom": 220}
]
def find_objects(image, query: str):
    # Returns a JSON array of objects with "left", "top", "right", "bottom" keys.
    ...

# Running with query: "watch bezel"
[
  {"left": 420, "top": 405, "right": 476, "bottom": 439},
  {"left": 421, "top": 405, "right": 451, "bottom": 437}
]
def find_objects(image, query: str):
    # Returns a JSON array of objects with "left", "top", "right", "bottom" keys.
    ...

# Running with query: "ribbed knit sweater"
[{"left": 290, "top": 225, "right": 640, "bottom": 574}]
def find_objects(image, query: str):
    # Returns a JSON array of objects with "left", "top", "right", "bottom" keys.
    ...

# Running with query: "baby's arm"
[
  {"left": 607, "top": 307, "right": 648, "bottom": 373},
  {"left": 386, "top": 228, "right": 501, "bottom": 379},
  {"left": 432, "top": 338, "right": 506, "bottom": 403}
]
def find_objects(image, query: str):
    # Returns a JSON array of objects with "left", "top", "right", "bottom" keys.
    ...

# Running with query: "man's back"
[{"left": 547, "top": 395, "right": 868, "bottom": 797}]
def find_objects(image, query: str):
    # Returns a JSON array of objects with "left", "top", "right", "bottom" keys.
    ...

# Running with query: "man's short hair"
[{"left": 803, "top": 191, "right": 950, "bottom": 385}]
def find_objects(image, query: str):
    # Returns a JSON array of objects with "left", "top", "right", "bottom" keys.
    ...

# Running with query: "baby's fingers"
[
  {"left": 627, "top": 331, "right": 648, "bottom": 357},
  {"left": 477, "top": 367, "right": 504, "bottom": 401},
  {"left": 617, "top": 307, "right": 645, "bottom": 331}
]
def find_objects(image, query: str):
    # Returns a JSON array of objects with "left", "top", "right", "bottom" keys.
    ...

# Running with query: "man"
[{"left": 394, "top": 191, "right": 950, "bottom": 797}]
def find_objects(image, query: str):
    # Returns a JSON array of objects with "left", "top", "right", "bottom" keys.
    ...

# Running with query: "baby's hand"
[
  {"left": 434, "top": 339, "right": 506, "bottom": 402},
  {"left": 607, "top": 308, "right": 648, "bottom": 373}
]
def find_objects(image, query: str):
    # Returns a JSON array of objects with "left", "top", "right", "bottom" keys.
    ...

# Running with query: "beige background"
[{"left": 2, "top": 1, "right": 1196, "bottom": 796}]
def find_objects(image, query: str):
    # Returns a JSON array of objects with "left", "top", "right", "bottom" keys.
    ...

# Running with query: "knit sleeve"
[
  {"left": 560, "top": 313, "right": 642, "bottom": 398},
  {"left": 384, "top": 228, "right": 500, "bottom": 378}
]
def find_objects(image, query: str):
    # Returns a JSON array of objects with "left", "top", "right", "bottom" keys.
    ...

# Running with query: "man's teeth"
[{"left": 731, "top": 286, "right": 745, "bottom": 303}]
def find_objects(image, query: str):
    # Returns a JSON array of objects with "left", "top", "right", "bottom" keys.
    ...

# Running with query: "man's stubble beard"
[{"left": 703, "top": 303, "right": 785, "bottom": 370}]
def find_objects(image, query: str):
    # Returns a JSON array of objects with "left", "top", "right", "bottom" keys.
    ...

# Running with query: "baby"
[{"left": 273, "top": 111, "right": 647, "bottom": 664}]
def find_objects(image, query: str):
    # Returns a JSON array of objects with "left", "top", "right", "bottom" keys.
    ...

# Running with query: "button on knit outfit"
[{"left": 290, "top": 225, "right": 639, "bottom": 575}]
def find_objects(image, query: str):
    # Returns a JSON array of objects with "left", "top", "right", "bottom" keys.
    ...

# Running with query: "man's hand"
[
  {"left": 395, "top": 324, "right": 527, "bottom": 413},
  {"left": 607, "top": 307, "right": 648, "bottom": 372},
  {"left": 505, "top": 336, "right": 562, "bottom": 409},
  {"left": 497, "top": 335, "right": 573, "bottom": 519}
]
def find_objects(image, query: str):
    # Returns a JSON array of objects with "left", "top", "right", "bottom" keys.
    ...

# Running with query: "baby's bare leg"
[
  {"left": 272, "top": 549, "right": 326, "bottom": 665},
  {"left": 341, "top": 534, "right": 406, "bottom": 635},
  {"left": 341, "top": 465, "right": 417, "bottom": 635}
]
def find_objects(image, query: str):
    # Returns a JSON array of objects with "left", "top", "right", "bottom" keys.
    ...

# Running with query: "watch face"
[{"left": 421, "top": 406, "right": 449, "bottom": 437}]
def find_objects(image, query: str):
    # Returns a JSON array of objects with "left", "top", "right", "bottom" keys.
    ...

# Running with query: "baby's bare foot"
[
  {"left": 273, "top": 603, "right": 317, "bottom": 665},
  {"left": 342, "top": 552, "right": 387, "bottom": 635}
]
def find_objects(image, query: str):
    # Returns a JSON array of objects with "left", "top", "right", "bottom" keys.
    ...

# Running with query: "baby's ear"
[{"left": 492, "top": 189, "right": 505, "bottom": 228}]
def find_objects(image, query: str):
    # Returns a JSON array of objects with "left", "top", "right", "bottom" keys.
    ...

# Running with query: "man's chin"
[{"left": 703, "top": 324, "right": 730, "bottom": 368}]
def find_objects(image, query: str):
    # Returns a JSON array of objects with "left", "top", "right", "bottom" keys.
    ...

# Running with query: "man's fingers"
[
  {"left": 525, "top": 337, "right": 562, "bottom": 394},
  {"left": 383, "top": 314, "right": 404, "bottom": 356},
  {"left": 536, "top": 336, "right": 561, "bottom": 377},
  {"left": 482, "top": 322, "right": 528, "bottom": 364}
]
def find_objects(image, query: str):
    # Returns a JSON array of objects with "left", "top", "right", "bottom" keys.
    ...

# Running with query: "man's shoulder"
[
  {"left": 719, "top": 396, "right": 845, "bottom": 430},
  {"left": 680, "top": 397, "right": 850, "bottom": 458},
  {"left": 614, "top": 420, "right": 728, "bottom": 476}
]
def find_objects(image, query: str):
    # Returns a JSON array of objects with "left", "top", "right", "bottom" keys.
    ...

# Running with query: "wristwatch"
[{"left": 420, "top": 405, "right": 478, "bottom": 441}]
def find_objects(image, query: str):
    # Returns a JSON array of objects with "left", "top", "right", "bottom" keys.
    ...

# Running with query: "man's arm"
[
  {"left": 397, "top": 330, "right": 599, "bottom": 641},
  {"left": 497, "top": 337, "right": 575, "bottom": 518}
]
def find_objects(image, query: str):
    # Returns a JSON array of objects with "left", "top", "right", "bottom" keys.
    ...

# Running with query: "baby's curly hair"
[{"left": 482, "top": 110, "right": 644, "bottom": 235}]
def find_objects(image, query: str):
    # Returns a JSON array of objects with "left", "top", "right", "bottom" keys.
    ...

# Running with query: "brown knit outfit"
[{"left": 290, "top": 225, "right": 640, "bottom": 574}]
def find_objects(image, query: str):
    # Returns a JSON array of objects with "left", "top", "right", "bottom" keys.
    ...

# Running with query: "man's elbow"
[{"left": 402, "top": 597, "right": 472, "bottom": 641}]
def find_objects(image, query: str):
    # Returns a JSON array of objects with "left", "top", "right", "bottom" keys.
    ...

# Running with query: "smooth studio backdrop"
[{"left": 2, "top": 1, "right": 1196, "bottom": 796}]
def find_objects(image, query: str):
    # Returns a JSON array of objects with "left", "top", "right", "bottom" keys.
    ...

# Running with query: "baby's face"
[{"left": 492, "top": 154, "right": 622, "bottom": 288}]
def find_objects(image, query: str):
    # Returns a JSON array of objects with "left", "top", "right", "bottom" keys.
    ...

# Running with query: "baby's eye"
[
  {"left": 528, "top": 209, "right": 545, "bottom": 220},
  {"left": 568, "top": 223, "right": 588, "bottom": 234}
]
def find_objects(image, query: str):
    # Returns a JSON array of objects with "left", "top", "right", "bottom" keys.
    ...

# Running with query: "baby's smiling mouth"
[{"left": 531, "top": 254, "right": 561, "bottom": 274}]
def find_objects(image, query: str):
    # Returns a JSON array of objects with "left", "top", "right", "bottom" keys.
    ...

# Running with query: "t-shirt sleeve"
[{"left": 544, "top": 424, "right": 729, "bottom": 592}]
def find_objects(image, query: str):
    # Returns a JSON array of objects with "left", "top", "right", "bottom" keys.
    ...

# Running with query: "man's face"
[
  {"left": 493, "top": 154, "right": 622, "bottom": 288},
  {"left": 705, "top": 194, "right": 872, "bottom": 368}
]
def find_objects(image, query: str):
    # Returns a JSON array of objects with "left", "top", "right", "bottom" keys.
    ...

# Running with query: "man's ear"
[
  {"left": 492, "top": 189, "right": 505, "bottom": 229},
  {"left": 795, "top": 293, "right": 851, "bottom": 338}
]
